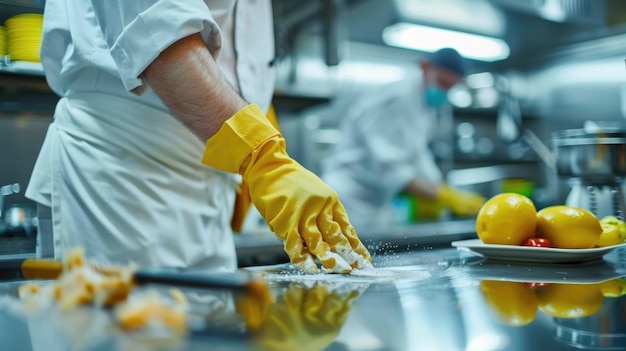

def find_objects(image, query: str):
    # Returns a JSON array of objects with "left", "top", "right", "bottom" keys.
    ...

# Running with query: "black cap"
[{"left": 430, "top": 48, "right": 466, "bottom": 77}]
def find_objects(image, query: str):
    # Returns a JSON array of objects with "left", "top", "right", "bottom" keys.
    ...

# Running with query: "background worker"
[{"left": 321, "top": 48, "right": 485, "bottom": 232}]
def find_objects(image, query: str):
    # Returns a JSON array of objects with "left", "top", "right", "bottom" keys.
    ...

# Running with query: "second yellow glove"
[{"left": 437, "top": 184, "right": 485, "bottom": 217}]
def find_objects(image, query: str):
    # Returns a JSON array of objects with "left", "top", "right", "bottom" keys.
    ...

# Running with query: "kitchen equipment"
[
  {"left": 552, "top": 126, "right": 626, "bottom": 179},
  {"left": 17, "top": 258, "right": 267, "bottom": 292},
  {"left": 525, "top": 125, "right": 626, "bottom": 178},
  {"left": 565, "top": 178, "right": 626, "bottom": 220},
  {"left": 553, "top": 125, "right": 626, "bottom": 219},
  {"left": 0, "top": 183, "right": 20, "bottom": 219},
  {"left": 524, "top": 124, "right": 626, "bottom": 219},
  {"left": 0, "top": 183, "right": 22, "bottom": 236},
  {"left": 2, "top": 203, "right": 37, "bottom": 235}
]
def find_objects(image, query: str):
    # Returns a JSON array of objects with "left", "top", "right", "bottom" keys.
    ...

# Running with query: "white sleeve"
[
  {"left": 89, "top": 0, "right": 222, "bottom": 92},
  {"left": 357, "top": 97, "right": 418, "bottom": 196}
]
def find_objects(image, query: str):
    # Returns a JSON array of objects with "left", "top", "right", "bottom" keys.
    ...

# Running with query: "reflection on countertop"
[{"left": 1, "top": 247, "right": 626, "bottom": 351}]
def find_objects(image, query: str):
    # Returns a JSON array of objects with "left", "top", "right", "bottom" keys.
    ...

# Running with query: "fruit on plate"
[
  {"left": 599, "top": 278, "right": 626, "bottom": 297},
  {"left": 535, "top": 283, "right": 604, "bottom": 319},
  {"left": 536, "top": 205, "right": 602, "bottom": 249},
  {"left": 598, "top": 215, "right": 626, "bottom": 245},
  {"left": 480, "top": 280, "right": 538, "bottom": 326},
  {"left": 476, "top": 193, "right": 537, "bottom": 246},
  {"left": 522, "top": 238, "right": 552, "bottom": 248},
  {"left": 599, "top": 215, "right": 626, "bottom": 234},
  {"left": 597, "top": 222, "right": 623, "bottom": 247}
]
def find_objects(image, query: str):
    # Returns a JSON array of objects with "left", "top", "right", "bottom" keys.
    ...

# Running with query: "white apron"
[{"left": 26, "top": 92, "right": 239, "bottom": 271}]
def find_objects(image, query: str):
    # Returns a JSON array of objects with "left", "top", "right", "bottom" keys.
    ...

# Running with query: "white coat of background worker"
[
  {"left": 321, "top": 48, "right": 485, "bottom": 232},
  {"left": 26, "top": 0, "right": 372, "bottom": 274}
]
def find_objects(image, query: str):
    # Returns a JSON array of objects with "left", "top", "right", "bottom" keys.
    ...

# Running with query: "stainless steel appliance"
[
  {"left": 0, "top": 183, "right": 37, "bottom": 260},
  {"left": 0, "top": 183, "right": 19, "bottom": 219},
  {"left": 552, "top": 125, "right": 626, "bottom": 219}
]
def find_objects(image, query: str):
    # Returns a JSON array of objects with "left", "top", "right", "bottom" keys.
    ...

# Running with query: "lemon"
[
  {"left": 476, "top": 193, "right": 537, "bottom": 245},
  {"left": 536, "top": 206, "right": 601, "bottom": 249},
  {"left": 600, "top": 216, "right": 626, "bottom": 242},
  {"left": 599, "top": 278, "right": 626, "bottom": 297},
  {"left": 600, "top": 215, "right": 621, "bottom": 225},
  {"left": 536, "top": 283, "right": 604, "bottom": 318},
  {"left": 480, "top": 280, "right": 538, "bottom": 326},
  {"left": 597, "top": 222, "right": 623, "bottom": 247}
]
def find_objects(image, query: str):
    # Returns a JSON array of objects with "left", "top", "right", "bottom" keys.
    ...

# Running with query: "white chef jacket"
[
  {"left": 321, "top": 73, "right": 442, "bottom": 233},
  {"left": 26, "top": 0, "right": 275, "bottom": 271}
]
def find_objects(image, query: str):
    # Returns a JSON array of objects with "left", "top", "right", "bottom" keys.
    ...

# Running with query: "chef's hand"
[
  {"left": 202, "top": 104, "right": 373, "bottom": 274},
  {"left": 436, "top": 184, "right": 485, "bottom": 217},
  {"left": 242, "top": 282, "right": 364, "bottom": 351}
]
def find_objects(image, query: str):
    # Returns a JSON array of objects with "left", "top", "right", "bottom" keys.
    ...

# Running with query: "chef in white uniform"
[
  {"left": 27, "top": 0, "right": 372, "bottom": 274},
  {"left": 322, "top": 48, "right": 485, "bottom": 232}
]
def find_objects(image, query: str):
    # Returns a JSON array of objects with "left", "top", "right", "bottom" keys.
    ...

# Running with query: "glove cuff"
[{"left": 202, "top": 104, "right": 280, "bottom": 174}]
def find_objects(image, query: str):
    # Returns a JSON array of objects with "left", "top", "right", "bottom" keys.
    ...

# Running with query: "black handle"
[{"left": 133, "top": 268, "right": 256, "bottom": 291}]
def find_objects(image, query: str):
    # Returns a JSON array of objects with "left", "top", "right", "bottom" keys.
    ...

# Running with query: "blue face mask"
[{"left": 424, "top": 86, "right": 448, "bottom": 108}]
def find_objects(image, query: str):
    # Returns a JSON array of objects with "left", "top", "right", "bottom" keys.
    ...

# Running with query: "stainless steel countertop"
[
  {"left": 2, "top": 245, "right": 626, "bottom": 351},
  {"left": 235, "top": 218, "right": 478, "bottom": 266}
]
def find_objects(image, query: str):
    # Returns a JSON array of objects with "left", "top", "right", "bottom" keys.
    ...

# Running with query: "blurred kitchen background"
[
  {"left": 3, "top": 0, "right": 626, "bottom": 241},
  {"left": 270, "top": 0, "right": 626, "bottom": 212}
]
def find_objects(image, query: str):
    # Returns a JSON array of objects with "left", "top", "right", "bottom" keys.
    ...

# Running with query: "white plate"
[{"left": 451, "top": 239, "right": 626, "bottom": 264}]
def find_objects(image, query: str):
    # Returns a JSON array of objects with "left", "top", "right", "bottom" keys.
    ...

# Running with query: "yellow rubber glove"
[
  {"left": 437, "top": 184, "right": 485, "bottom": 217},
  {"left": 411, "top": 195, "right": 445, "bottom": 221},
  {"left": 202, "top": 104, "right": 373, "bottom": 274},
  {"left": 244, "top": 283, "right": 364, "bottom": 351},
  {"left": 235, "top": 279, "right": 275, "bottom": 332},
  {"left": 231, "top": 104, "right": 281, "bottom": 233}
]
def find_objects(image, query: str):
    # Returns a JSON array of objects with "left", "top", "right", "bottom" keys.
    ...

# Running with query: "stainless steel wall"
[{"left": 0, "top": 111, "right": 51, "bottom": 206}]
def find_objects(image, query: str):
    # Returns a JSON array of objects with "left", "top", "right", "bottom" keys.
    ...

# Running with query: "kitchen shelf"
[{"left": 0, "top": 57, "right": 44, "bottom": 76}]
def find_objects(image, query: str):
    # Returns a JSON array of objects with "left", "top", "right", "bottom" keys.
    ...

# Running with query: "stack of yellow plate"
[
  {"left": 0, "top": 25, "right": 6, "bottom": 57},
  {"left": 5, "top": 13, "right": 43, "bottom": 62}
]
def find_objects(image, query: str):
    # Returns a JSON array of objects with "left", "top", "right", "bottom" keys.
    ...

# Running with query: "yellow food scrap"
[
  {"left": 115, "top": 291, "right": 188, "bottom": 335},
  {"left": 18, "top": 282, "right": 40, "bottom": 298},
  {"left": 65, "top": 247, "right": 86, "bottom": 271},
  {"left": 19, "top": 247, "right": 189, "bottom": 337},
  {"left": 48, "top": 262, "right": 134, "bottom": 311},
  {"left": 170, "top": 288, "right": 187, "bottom": 305}
]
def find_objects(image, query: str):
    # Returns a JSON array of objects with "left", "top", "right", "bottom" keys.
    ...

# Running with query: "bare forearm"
[
  {"left": 403, "top": 178, "right": 440, "bottom": 199},
  {"left": 141, "top": 33, "right": 247, "bottom": 140}
]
